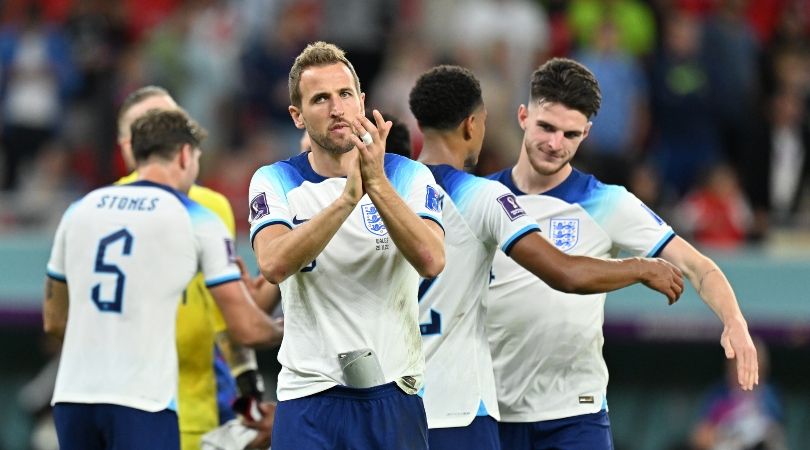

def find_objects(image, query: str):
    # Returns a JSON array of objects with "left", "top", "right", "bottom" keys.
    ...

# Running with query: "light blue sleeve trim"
[
  {"left": 205, "top": 273, "right": 241, "bottom": 288},
  {"left": 249, "top": 219, "right": 293, "bottom": 247},
  {"left": 500, "top": 224, "right": 542, "bottom": 253},
  {"left": 46, "top": 269, "right": 66, "bottom": 282},
  {"left": 647, "top": 230, "right": 676, "bottom": 257},
  {"left": 167, "top": 397, "right": 178, "bottom": 412},
  {"left": 601, "top": 395, "right": 609, "bottom": 412}
]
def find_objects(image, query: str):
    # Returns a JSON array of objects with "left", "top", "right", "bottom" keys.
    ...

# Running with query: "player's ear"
[
  {"left": 462, "top": 115, "right": 474, "bottom": 140},
  {"left": 517, "top": 104, "right": 528, "bottom": 130},
  {"left": 289, "top": 105, "right": 306, "bottom": 130},
  {"left": 178, "top": 144, "right": 191, "bottom": 169}
]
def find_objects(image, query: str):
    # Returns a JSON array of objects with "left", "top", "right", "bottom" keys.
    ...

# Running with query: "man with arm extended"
[
  {"left": 486, "top": 58, "right": 759, "bottom": 449},
  {"left": 249, "top": 41, "right": 445, "bottom": 450},
  {"left": 408, "top": 65, "right": 683, "bottom": 450},
  {"left": 116, "top": 86, "right": 276, "bottom": 449},
  {"left": 43, "top": 109, "right": 282, "bottom": 450}
]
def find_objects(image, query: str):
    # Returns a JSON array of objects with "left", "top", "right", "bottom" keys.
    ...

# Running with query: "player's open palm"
[
  {"left": 352, "top": 109, "right": 392, "bottom": 189},
  {"left": 640, "top": 257, "right": 684, "bottom": 305}
]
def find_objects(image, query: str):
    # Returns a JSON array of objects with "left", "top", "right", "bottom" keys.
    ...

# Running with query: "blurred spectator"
[
  {"left": 239, "top": 1, "right": 318, "bottom": 157},
  {"left": 574, "top": 17, "right": 650, "bottom": 187},
  {"left": 440, "top": 0, "right": 550, "bottom": 165},
  {"left": 64, "top": 0, "right": 127, "bottom": 186},
  {"left": 690, "top": 338, "right": 786, "bottom": 450},
  {"left": 0, "top": 2, "right": 79, "bottom": 191},
  {"left": 649, "top": 11, "right": 721, "bottom": 198},
  {"left": 702, "top": 0, "right": 762, "bottom": 166},
  {"left": 567, "top": 0, "right": 657, "bottom": 57},
  {"left": 745, "top": 86, "right": 810, "bottom": 237},
  {"left": 675, "top": 164, "right": 753, "bottom": 250},
  {"left": 318, "top": 0, "right": 396, "bottom": 91}
]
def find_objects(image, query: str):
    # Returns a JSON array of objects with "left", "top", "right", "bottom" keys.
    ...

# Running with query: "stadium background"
[{"left": 0, "top": 0, "right": 808, "bottom": 449}]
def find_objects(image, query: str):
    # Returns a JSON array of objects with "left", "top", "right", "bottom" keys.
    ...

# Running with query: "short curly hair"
[
  {"left": 530, "top": 58, "right": 601, "bottom": 119},
  {"left": 409, "top": 65, "right": 483, "bottom": 131}
]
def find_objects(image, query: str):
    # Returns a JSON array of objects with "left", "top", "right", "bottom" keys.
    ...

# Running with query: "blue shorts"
[
  {"left": 498, "top": 410, "right": 613, "bottom": 450},
  {"left": 271, "top": 382, "right": 428, "bottom": 450},
  {"left": 429, "top": 415, "right": 501, "bottom": 450},
  {"left": 53, "top": 402, "right": 179, "bottom": 450}
]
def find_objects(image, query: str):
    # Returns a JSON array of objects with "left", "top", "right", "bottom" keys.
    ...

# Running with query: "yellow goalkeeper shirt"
[{"left": 117, "top": 173, "right": 233, "bottom": 442}]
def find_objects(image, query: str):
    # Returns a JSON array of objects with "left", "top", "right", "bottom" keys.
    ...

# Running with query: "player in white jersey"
[
  {"left": 485, "top": 58, "right": 759, "bottom": 450},
  {"left": 408, "top": 65, "right": 685, "bottom": 450},
  {"left": 249, "top": 42, "right": 445, "bottom": 450},
  {"left": 43, "top": 110, "right": 283, "bottom": 450}
]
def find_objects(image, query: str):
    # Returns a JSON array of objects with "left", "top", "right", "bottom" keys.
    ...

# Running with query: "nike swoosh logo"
[{"left": 292, "top": 216, "right": 309, "bottom": 225}]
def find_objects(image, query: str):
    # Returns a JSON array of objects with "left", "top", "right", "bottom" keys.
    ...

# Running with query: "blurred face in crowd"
[
  {"left": 518, "top": 101, "right": 590, "bottom": 177},
  {"left": 119, "top": 94, "right": 180, "bottom": 170},
  {"left": 288, "top": 63, "right": 365, "bottom": 156}
]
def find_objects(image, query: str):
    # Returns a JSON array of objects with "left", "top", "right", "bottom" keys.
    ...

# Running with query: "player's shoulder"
[
  {"left": 430, "top": 164, "right": 495, "bottom": 196},
  {"left": 544, "top": 169, "right": 629, "bottom": 205},
  {"left": 251, "top": 152, "right": 313, "bottom": 191},
  {"left": 383, "top": 153, "right": 432, "bottom": 178},
  {"left": 188, "top": 184, "right": 232, "bottom": 216}
]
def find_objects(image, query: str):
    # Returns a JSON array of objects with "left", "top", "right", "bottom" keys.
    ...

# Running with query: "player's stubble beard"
[
  {"left": 526, "top": 139, "right": 575, "bottom": 176},
  {"left": 308, "top": 124, "right": 356, "bottom": 155}
]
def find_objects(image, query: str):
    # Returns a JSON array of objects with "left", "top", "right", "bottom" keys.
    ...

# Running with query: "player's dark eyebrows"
[{"left": 537, "top": 120, "right": 583, "bottom": 136}]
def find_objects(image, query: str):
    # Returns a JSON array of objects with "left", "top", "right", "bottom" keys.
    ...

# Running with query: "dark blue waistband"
[{"left": 316, "top": 382, "right": 403, "bottom": 400}]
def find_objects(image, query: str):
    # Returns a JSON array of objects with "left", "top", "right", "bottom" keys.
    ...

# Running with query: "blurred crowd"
[{"left": 0, "top": 0, "right": 808, "bottom": 248}]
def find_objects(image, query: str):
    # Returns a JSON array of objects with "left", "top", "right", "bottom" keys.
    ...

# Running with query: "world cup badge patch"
[
  {"left": 549, "top": 218, "right": 579, "bottom": 252},
  {"left": 361, "top": 203, "right": 388, "bottom": 236},
  {"left": 249, "top": 192, "right": 269, "bottom": 221}
]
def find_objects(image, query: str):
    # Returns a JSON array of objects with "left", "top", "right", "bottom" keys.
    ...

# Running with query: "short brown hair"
[
  {"left": 131, "top": 109, "right": 207, "bottom": 163},
  {"left": 530, "top": 58, "right": 601, "bottom": 119},
  {"left": 117, "top": 86, "right": 172, "bottom": 138},
  {"left": 288, "top": 41, "right": 361, "bottom": 108}
]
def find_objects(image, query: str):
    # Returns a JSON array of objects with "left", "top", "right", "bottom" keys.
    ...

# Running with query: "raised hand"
[
  {"left": 349, "top": 109, "right": 393, "bottom": 191},
  {"left": 340, "top": 149, "right": 364, "bottom": 206}
]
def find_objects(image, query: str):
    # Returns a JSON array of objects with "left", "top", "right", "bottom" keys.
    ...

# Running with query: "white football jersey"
[
  {"left": 248, "top": 152, "right": 443, "bottom": 401},
  {"left": 47, "top": 180, "right": 240, "bottom": 412},
  {"left": 485, "top": 168, "right": 675, "bottom": 422},
  {"left": 419, "top": 165, "right": 540, "bottom": 429}
]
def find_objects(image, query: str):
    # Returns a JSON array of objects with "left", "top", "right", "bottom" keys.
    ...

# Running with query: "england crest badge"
[
  {"left": 361, "top": 203, "right": 388, "bottom": 236},
  {"left": 549, "top": 218, "right": 579, "bottom": 252}
]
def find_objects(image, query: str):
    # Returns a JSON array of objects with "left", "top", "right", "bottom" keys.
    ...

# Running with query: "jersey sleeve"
[
  {"left": 46, "top": 203, "right": 77, "bottom": 282},
  {"left": 248, "top": 165, "right": 294, "bottom": 246},
  {"left": 601, "top": 188, "right": 675, "bottom": 257},
  {"left": 476, "top": 180, "right": 541, "bottom": 255},
  {"left": 403, "top": 162, "right": 443, "bottom": 228},
  {"left": 189, "top": 202, "right": 241, "bottom": 288}
]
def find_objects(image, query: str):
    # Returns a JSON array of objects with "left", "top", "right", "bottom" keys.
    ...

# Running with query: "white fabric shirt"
[
  {"left": 248, "top": 152, "right": 443, "bottom": 401},
  {"left": 47, "top": 180, "right": 240, "bottom": 412},
  {"left": 485, "top": 168, "right": 675, "bottom": 422},
  {"left": 419, "top": 164, "right": 540, "bottom": 429}
]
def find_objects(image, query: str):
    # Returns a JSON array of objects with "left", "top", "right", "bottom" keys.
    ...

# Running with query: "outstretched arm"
[
  {"left": 660, "top": 236, "right": 758, "bottom": 390},
  {"left": 209, "top": 281, "right": 283, "bottom": 348},
  {"left": 509, "top": 232, "right": 684, "bottom": 304}
]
